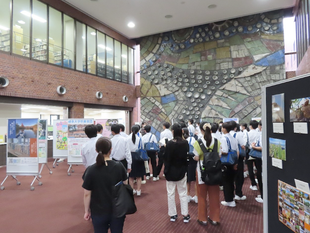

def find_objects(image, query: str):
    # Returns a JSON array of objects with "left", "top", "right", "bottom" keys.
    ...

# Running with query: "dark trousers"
[
  {"left": 235, "top": 156, "right": 245, "bottom": 197},
  {"left": 254, "top": 158, "right": 263, "bottom": 198},
  {"left": 91, "top": 214, "right": 125, "bottom": 233},
  {"left": 156, "top": 147, "right": 165, "bottom": 176},
  {"left": 247, "top": 159, "right": 257, "bottom": 186},
  {"left": 113, "top": 158, "right": 127, "bottom": 170},
  {"left": 147, "top": 151, "right": 157, "bottom": 177},
  {"left": 222, "top": 165, "right": 236, "bottom": 202}
]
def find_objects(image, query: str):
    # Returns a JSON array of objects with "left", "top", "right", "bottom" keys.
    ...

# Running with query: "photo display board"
[
  {"left": 53, "top": 120, "right": 68, "bottom": 158},
  {"left": 67, "top": 118, "right": 94, "bottom": 164},
  {"left": 95, "top": 118, "right": 124, "bottom": 138},
  {"left": 7, "top": 118, "right": 39, "bottom": 174},
  {"left": 38, "top": 119, "right": 48, "bottom": 164},
  {"left": 264, "top": 74, "right": 310, "bottom": 233}
]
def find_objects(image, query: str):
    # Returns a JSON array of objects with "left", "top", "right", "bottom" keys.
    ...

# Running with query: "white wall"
[{"left": 0, "top": 103, "right": 21, "bottom": 139}]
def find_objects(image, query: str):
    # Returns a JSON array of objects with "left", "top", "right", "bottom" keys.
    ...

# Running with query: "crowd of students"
[{"left": 81, "top": 119, "right": 263, "bottom": 232}]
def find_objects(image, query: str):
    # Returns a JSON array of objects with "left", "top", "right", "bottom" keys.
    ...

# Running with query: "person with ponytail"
[
  {"left": 82, "top": 137, "right": 127, "bottom": 233},
  {"left": 164, "top": 123, "right": 190, "bottom": 223},
  {"left": 127, "top": 125, "right": 146, "bottom": 196},
  {"left": 193, "top": 122, "right": 221, "bottom": 226}
]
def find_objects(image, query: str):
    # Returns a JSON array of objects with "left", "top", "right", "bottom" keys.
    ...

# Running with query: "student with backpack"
[
  {"left": 182, "top": 128, "right": 197, "bottom": 203},
  {"left": 193, "top": 122, "right": 221, "bottom": 226}
]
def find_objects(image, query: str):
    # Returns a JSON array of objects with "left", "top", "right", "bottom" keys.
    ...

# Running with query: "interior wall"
[
  {"left": 139, "top": 10, "right": 286, "bottom": 138},
  {"left": 0, "top": 103, "right": 21, "bottom": 139}
]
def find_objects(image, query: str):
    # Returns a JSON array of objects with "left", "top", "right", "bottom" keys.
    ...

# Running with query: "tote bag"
[{"left": 135, "top": 138, "right": 149, "bottom": 161}]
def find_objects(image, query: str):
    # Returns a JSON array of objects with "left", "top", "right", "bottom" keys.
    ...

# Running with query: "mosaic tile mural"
[{"left": 139, "top": 10, "right": 285, "bottom": 138}]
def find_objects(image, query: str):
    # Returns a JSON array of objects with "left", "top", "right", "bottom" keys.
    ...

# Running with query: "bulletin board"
[{"left": 263, "top": 73, "right": 310, "bottom": 233}]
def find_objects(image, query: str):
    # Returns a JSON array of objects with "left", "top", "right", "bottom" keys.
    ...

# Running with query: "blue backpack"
[
  {"left": 188, "top": 137, "right": 194, "bottom": 154},
  {"left": 144, "top": 134, "right": 160, "bottom": 152},
  {"left": 220, "top": 136, "right": 238, "bottom": 165}
]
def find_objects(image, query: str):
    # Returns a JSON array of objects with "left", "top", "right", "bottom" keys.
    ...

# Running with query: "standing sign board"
[
  {"left": 7, "top": 118, "right": 39, "bottom": 175},
  {"left": 95, "top": 118, "right": 123, "bottom": 138},
  {"left": 53, "top": 120, "right": 68, "bottom": 159},
  {"left": 67, "top": 118, "right": 94, "bottom": 164},
  {"left": 38, "top": 119, "right": 48, "bottom": 164}
]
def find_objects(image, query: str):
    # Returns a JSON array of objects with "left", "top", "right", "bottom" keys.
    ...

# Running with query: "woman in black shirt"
[
  {"left": 83, "top": 137, "right": 127, "bottom": 233},
  {"left": 164, "top": 123, "right": 190, "bottom": 223}
]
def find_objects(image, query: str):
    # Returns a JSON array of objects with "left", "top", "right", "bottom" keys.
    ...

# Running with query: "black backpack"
[{"left": 198, "top": 138, "right": 222, "bottom": 185}]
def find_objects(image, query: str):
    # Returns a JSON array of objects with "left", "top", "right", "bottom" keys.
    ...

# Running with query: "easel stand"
[
  {"left": 0, "top": 174, "right": 42, "bottom": 191},
  {"left": 53, "top": 158, "right": 66, "bottom": 168},
  {"left": 67, "top": 163, "right": 82, "bottom": 176},
  {"left": 38, "top": 163, "right": 53, "bottom": 178}
]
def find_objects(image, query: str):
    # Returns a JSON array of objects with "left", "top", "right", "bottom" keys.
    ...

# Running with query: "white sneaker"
[
  {"left": 137, "top": 190, "right": 141, "bottom": 196},
  {"left": 153, "top": 177, "right": 158, "bottom": 181},
  {"left": 163, "top": 174, "right": 165, "bottom": 177},
  {"left": 133, "top": 189, "right": 137, "bottom": 195},
  {"left": 250, "top": 185, "right": 258, "bottom": 191},
  {"left": 150, "top": 174, "right": 153, "bottom": 177},
  {"left": 146, "top": 176, "right": 150, "bottom": 180},
  {"left": 255, "top": 195, "right": 263, "bottom": 203},
  {"left": 244, "top": 172, "right": 248, "bottom": 178},
  {"left": 221, "top": 201, "right": 236, "bottom": 207},
  {"left": 192, "top": 195, "right": 198, "bottom": 203},
  {"left": 141, "top": 180, "right": 146, "bottom": 184},
  {"left": 219, "top": 186, "right": 223, "bottom": 191},
  {"left": 255, "top": 179, "right": 258, "bottom": 183},
  {"left": 234, "top": 195, "right": 247, "bottom": 201},
  {"left": 156, "top": 176, "right": 160, "bottom": 181},
  {"left": 187, "top": 195, "right": 192, "bottom": 203}
]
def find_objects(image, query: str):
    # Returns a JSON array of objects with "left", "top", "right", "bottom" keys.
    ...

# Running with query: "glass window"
[
  {"left": 129, "top": 48, "right": 134, "bottom": 84},
  {"left": 106, "top": 36, "right": 114, "bottom": 79},
  {"left": 121, "top": 44, "right": 128, "bottom": 83},
  {"left": 76, "top": 21, "right": 85, "bottom": 71},
  {"left": 49, "top": 7, "right": 62, "bottom": 66},
  {"left": 63, "top": 14, "right": 74, "bottom": 69},
  {"left": 0, "top": 0, "right": 11, "bottom": 53},
  {"left": 97, "top": 32, "right": 106, "bottom": 77},
  {"left": 87, "top": 26, "right": 96, "bottom": 75},
  {"left": 32, "top": 0, "right": 47, "bottom": 62},
  {"left": 114, "top": 40, "right": 121, "bottom": 81},
  {"left": 13, "top": 0, "right": 30, "bottom": 57}
]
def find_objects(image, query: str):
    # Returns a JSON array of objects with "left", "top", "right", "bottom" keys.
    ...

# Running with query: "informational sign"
[
  {"left": 7, "top": 119, "right": 39, "bottom": 174},
  {"left": 95, "top": 118, "right": 123, "bottom": 138},
  {"left": 67, "top": 118, "right": 94, "bottom": 164},
  {"left": 223, "top": 118, "right": 239, "bottom": 123},
  {"left": 38, "top": 119, "right": 48, "bottom": 164},
  {"left": 53, "top": 120, "right": 68, "bottom": 158}
]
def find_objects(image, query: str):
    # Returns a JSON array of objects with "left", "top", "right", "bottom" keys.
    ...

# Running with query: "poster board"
[
  {"left": 38, "top": 119, "right": 48, "bottom": 164},
  {"left": 223, "top": 118, "right": 239, "bottom": 123},
  {"left": 95, "top": 118, "right": 123, "bottom": 138},
  {"left": 263, "top": 73, "right": 310, "bottom": 233},
  {"left": 67, "top": 118, "right": 94, "bottom": 164},
  {"left": 7, "top": 118, "right": 39, "bottom": 175},
  {"left": 53, "top": 120, "right": 68, "bottom": 159}
]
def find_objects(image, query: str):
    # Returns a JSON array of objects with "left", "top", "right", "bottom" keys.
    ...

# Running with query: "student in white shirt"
[
  {"left": 156, "top": 122, "right": 173, "bottom": 177},
  {"left": 142, "top": 125, "right": 158, "bottom": 181},
  {"left": 211, "top": 123, "right": 221, "bottom": 141},
  {"left": 188, "top": 119, "right": 195, "bottom": 137},
  {"left": 251, "top": 133, "right": 263, "bottom": 203},
  {"left": 247, "top": 120, "right": 260, "bottom": 191},
  {"left": 220, "top": 122, "right": 239, "bottom": 208},
  {"left": 82, "top": 125, "right": 100, "bottom": 169},
  {"left": 110, "top": 124, "right": 132, "bottom": 174},
  {"left": 195, "top": 122, "right": 203, "bottom": 139},
  {"left": 230, "top": 123, "right": 247, "bottom": 201},
  {"left": 128, "top": 125, "right": 145, "bottom": 196},
  {"left": 96, "top": 124, "right": 103, "bottom": 138},
  {"left": 119, "top": 124, "right": 128, "bottom": 137}
]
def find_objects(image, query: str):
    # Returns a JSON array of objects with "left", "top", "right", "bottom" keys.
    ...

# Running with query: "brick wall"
[
  {"left": 0, "top": 52, "right": 137, "bottom": 108},
  {"left": 69, "top": 103, "right": 84, "bottom": 118}
]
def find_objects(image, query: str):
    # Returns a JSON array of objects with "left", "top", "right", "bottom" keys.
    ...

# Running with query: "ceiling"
[{"left": 63, "top": 0, "right": 296, "bottom": 39}]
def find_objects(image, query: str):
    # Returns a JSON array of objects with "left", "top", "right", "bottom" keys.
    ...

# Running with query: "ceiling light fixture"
[
  {"left": 0, "top": 25, "right": 9, "bottom": 31},
  {"left": 18, "top": 20, "right": 25, "bottom": 24},
  {"left": 121, "top": 54, "right": 127, "bottom": 58},
  {"left": 91, "top": 32, "right": 96, "bottom": 36},
  {"left": 208, "top": 4, "right": 217, "bottom": 9},
  {"left": 127, "top": 22, "right": 135, "bottom": 28},
  {"left": 20, "top": 11, "right": 47, "bottom": 23},
  {"left": 98, "top": 44, "right": 112, "bottom": 51},
  {"left": 165, "top": 15, "right": 173, "bottom": 19}
]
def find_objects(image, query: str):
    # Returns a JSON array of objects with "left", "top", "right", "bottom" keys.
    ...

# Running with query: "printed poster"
[
  {"left": 96, "top": 118, "right": 123, "bottom": 138},
  {"left": 269, "top": 138, "right": 286, "bottom": 161},
  {"left": 53, "top": 120, "right": 68, "bottom": 158},
  {"left": 67, "top": 118, "right": 94, "bottom": 164},
  {"left": 290, "top": 97, "right": 310, "bottom": 122},
  {"left": 278, "top": 180, "right": 310, "bottom": 233},
  {"left": 272, "top": 93, "right": 285, "bottom": 122},
  {"left": 223, "top": 118, "right": 239, "bottom": 123},
  {"left": 7, "top": 119, "right": 39, "bottom": 174},
  {"left": 38, "top": 119, "right": 48, "bottom": 163}
]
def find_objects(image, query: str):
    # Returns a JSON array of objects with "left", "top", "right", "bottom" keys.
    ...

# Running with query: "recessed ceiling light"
[
  {"left": 208, "top": 4, "right": 217, "bottom": 9},
  {"left": 127, "top": 22, "right": 135, "bottom": 28},
  {"left": 91, "top": 32, "right": 96, "bottom": 36},
  {"left": 18, "top": 20, "right": 25, "bottom": 24},
  {"left": 165, "top": 15, "right": 173, "bottom": 19}
]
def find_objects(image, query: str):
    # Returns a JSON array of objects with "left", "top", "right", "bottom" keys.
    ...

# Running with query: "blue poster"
[{"left": 8, "top": 119, "right": 16, "bottom": 138}]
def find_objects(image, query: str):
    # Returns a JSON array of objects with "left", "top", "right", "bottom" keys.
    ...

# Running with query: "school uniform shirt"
[
  {"left": 186, "top": 136, "right": 196, "bottom": 147},
  {"left": 127, "top": 133, "right": 140, "bottom": 152},
  {"left": 188, "top": 124, "right": 195, "bottom": 136},
  {"left": 242, "top": 130, "right": 249, "bottom": 147},
  {"left": 142, "top": 132, "right": 158, "bottom": 146},
  {"left": 110, "top": 134, "right": 132, "bottom": 169},
  {"left": 81, "top": 137, "right": 99, "bottom": 168},
  {"left": 120, "top": 132, "right": 128, "bottom": 138},
  {"left": 159, "top": 129, "right": 173, "bottom": 146},
  {"left": 220, "top": 133, "right": 239, "bottom": 154},
  {"left": 230, "top": 131, "right": 246, "bottom": 147},
  {"left": 248, "top": 129, "right": 260, "bottom": 149},
  {"left": 193, "top": 137, "right": 221, "bottom": 184},
  {"left": 195, "top": 126, "right": 203, "bottom": 139}
]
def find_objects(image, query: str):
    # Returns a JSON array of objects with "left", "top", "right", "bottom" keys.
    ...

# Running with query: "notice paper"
[
  {"left": 273, "top": 123, "right": 284, "bottom": 134},
  {"left": 294, "top": 179, "right": 310, "bottom": 193},
  {"left": 293, "top": 122, "right": 308, "bottom": 134},
  {"left": 272, "top": 158, "right": 283, "bottom": 169}
]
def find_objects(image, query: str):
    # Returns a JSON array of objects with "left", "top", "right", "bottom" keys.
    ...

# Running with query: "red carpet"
[{"left": 0, "top": 161, "right": 263, "bottom": 233}]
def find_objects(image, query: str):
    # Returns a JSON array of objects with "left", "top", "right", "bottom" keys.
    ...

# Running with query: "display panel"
[{"left": 52, "top": 120, "right": 68, "bottom": 158}]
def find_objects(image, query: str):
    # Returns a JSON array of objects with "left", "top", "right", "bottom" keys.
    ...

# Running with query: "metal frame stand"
[
  {"left": 0, "top": 174, "right": 42, "bottom": 191},
  {"left": 67, "top": 164, "right": 75, "bottom": 176},
  {"left": 38, "top": 163, "right": 53, "bottom": 178},
  {"left": 53, "top": 158, "right": 66, "bottom": 168}
]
